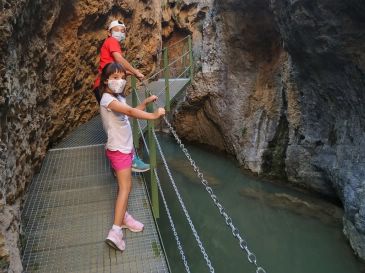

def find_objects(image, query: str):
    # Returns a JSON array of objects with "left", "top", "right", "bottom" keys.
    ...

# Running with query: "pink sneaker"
[
  {"left": 105, "top": 229, "right": 125, "bottom": 251},
  {"left": 121, "top": 212, "right": 144, "bottom": 232}
]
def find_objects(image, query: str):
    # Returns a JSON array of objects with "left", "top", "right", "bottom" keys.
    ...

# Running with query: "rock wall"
[
  {"left": 174, "top": 0, "right": 365, "bottom": 260},
  {"left": 0, "top": 0, "right": 167, "bottom": 271},
  {"left": 1, "top": 0, "right": 364, "bottom": 270}
]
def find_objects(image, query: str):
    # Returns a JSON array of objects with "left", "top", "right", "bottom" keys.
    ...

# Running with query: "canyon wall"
[
  {"left": 174, "top": 0, "right": 365, "bottom": 260},
  {"left": 1, "top": 0, "right": 364, "bottom": 271},
  {"left": 0, "top": 0, "right": 161, "bottom": 271},
  {"left": 0, "top": 0, "right": 208, "bottom": 271}
]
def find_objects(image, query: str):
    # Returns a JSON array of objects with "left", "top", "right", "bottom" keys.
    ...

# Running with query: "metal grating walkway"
[
  {"left": 21, "top": 130, "right": 169, "bottom": 272},
  {"left": 21, "top": 77, "right": 189, "bottom": 272},
  {"left": 54, "top": 115, "right": 107, "bottom": 148},
  {"left": 21, "top": 144, "right": 169, "bottom": 273}
]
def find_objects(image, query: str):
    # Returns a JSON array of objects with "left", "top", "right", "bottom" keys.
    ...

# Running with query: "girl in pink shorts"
[{"left": 99, "top": 62, "right": 165, "bottom": 251}]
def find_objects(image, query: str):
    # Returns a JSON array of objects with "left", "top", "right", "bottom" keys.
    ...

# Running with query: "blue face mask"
[{"left": 111, "top": 31, "right": 126, "bottom": 42}]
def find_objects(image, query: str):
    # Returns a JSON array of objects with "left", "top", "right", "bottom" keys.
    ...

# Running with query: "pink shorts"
[{"left": 106, "top": 150, "right": 133, "bottom": 171}]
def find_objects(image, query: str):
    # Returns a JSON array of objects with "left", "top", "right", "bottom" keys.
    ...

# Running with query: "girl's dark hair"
[{"left": 99, "top": 62, "right": 127, "bottom": 96}]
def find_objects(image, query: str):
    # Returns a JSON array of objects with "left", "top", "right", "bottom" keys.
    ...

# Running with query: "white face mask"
[
  {"left": 108, "top": 79, "right": 127, "bottom": 94},
  {"left": 111, "top": 31, "right": 126, "bottom": 42}
]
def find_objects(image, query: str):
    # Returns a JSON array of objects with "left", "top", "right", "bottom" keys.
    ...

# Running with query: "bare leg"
[{"left": 113, "top": 168, "right": 132, "bottom": 226}]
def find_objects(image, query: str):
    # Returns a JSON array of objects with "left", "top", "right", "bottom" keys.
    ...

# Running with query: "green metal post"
[
  {"left": 163, "top": 47, "right": 170, "bottom": 112},
  {"left": 131, "top": 76, "right": 139, "bottom": 149},
  {"left": 146, "top": 90, "right": 159, "bottom": 218},
  {"left": 184, "top": 42, "right": 188, "bottom": 78},
  {"left": 188, "top": 35, "right": 194, "bottom": 82}
]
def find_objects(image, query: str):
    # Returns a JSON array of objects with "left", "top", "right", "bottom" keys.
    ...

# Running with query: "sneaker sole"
[
  {"left": 121, "top": 225, "right": 144, "bottom": 233},
  {"left": 131, "top": 168, "right": 150, "bottom": 173},
  {"left": 105, "top": 239, "right": 125, "bottom": 251}
]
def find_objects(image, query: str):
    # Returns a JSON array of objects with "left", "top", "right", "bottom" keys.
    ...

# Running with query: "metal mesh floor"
[
  {"left": 21, "top": 77, "right": 189, "bottom": 272},
  {"left": 54, "top": 115, "right": 107, "bottom": 149},
  {"left": 21, "top": 144, "right": 169, "bottom": 272}
]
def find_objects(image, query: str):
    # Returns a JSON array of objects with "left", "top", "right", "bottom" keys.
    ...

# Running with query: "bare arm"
[
  {"left": 112, "top": 52, "right": 144, "bottom": 80},
  {"left": 135, "top": 95, "right": 158, "bottom": 111},
  {"left": 108, "top": 99, "right": 165, "bottom": 120}
]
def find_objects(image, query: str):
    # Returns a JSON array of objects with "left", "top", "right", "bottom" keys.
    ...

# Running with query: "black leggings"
[{"left": 93, "top": 88, "right": 101, "bottom": 105}]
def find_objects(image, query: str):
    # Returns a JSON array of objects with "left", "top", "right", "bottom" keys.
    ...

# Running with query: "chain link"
[
  {"left": 162, "top": 116, "right": 267, "bottom": 273},
  {"left": 136, "top": 118, "right": 191, "bottom": 273},
  {"left": 152, "top": 130, "right": 215, "bottom": 273},
  {"left": 137, "top": 63, "right": 268, "bottom": 273},
  {"left": 136, "top": 89, "right": 214, "bottom": 272}
]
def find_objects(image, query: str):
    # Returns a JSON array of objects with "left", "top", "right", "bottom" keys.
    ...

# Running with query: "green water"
[{"left": 151, "top": 133, "right": 365, "bottom": 273}]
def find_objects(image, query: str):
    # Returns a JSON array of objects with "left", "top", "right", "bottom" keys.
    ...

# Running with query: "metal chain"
[
  {"left": 136, "top": 119, "right": 191, "bottom": 273},
  {"left": 161, "top": 117, "right": 267, "bottom": 273},
  {"left": 134, "top": 89, "right": 215, "bottom": 273},
  {"left": 136, "top": 47, "right": 267, "bottom": 272},
  {"left": 152, "top": 130, "right": 215, "bottom": 273}
]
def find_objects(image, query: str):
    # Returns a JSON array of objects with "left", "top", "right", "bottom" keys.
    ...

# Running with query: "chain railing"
[
  {"left": 132, "top": 34, "right": 267, "bottom": 273},
  {"left": 145, "top": 86, "right": 267, "bottom": 273},
  {"left": 160, "top": 116, "right": 267, "bottom": 273},
  {"left": 152, "top": 130, "right": 215, "bottom": 273},
  {"left": 136, "top": 117, "right": 192, "bottom": 273},
  {"left": 133, "top": 88, "right": 215, "bottom": 273}
]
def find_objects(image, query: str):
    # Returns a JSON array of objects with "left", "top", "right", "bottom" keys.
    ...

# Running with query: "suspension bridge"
[{"left": 21, "top": 36, "right": 266, "bottom": 273}]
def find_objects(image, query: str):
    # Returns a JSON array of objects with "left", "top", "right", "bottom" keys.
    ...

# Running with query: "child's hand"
[
  {"left": 145, "top": 95, "right": 158, "bottom": 104},
  {"left": 135, "top": 70, "right": 145, "bottom": 80},
  {"left": 154, "top": 107, "right": 166, "bottom": 118}
]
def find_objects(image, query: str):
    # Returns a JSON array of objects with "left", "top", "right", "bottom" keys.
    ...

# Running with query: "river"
[{"left": 150, "top": 133, "right": 365, "bottom": 273}]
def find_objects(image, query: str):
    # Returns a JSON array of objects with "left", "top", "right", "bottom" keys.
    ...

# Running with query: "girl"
[
  {"left": 99, "top": 62, "right": 165, "bottom": 251},
  {"left": 93, "top": 19, "right": 149, "bottom": 173}
]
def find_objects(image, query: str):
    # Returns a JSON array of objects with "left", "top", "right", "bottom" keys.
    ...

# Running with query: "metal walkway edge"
[{"left": 20, "top": 78, "right": 189, "bottom": 273}]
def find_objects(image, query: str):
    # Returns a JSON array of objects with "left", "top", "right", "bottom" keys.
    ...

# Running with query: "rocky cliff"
[
  {"left": 0, "top": 1, "right": 177, "bottom": 272},
  {"left": 174, "top": 0, "right": 365, "bottom": 261},
  {"left": 0, "top": 0, "right": 208, "bottom": 271},
  {"left": 1, "top": 0, "right": 364, "bottom": 271}
]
